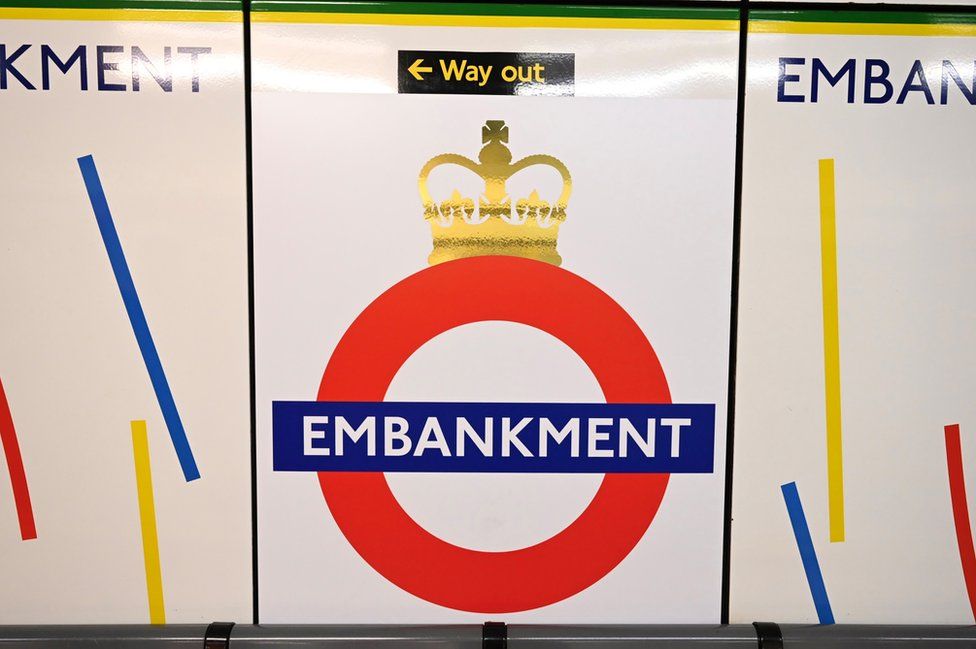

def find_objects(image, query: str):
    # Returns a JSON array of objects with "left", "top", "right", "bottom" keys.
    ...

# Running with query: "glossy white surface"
[
  {"left": 253, "top": 20, "right": 738, "bottom": 623},
  {"left": 733, "top": 26, "right": 976, "bottom": 624},
  {"left": 0, "top": 16, "right": 252, "bottom": 623}
]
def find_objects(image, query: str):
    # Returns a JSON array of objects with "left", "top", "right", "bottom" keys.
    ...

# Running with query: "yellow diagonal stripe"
[
  {"left": 819, "top": 159, "right": 845, "bottom": 544},
  {"left": 251, "top": 12, "right": 738, "bottom": 31},
  {"left": 131, "top": 420, "right": 166, "bottom": 625}
]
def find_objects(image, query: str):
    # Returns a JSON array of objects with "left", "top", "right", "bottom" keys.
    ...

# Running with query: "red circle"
[{"left": 318, "top": 256, "right": 671, "bottom": 613}]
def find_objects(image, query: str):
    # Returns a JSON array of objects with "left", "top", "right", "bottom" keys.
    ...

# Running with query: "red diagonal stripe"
[
  {"left": 945, "top": 423, "right": 976, "bottom": 620},
  {"left": 0, "top": 376, "right": 36, "bottom": 541}
]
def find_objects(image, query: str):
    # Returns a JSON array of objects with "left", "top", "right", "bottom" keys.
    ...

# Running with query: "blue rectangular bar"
[
  {"left": 273, "top": 401, "right": 715, "bottom": 474},
  {"left": 78, "top": 155, "right": 200, "bottom": 482},
  {"left": 782, "top": 481, "right": 835, "bottom": 624}
]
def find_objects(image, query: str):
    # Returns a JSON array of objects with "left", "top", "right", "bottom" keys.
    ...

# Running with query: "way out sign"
[{"left": 397, "top": 50, "right": 575, "bottom": 96}]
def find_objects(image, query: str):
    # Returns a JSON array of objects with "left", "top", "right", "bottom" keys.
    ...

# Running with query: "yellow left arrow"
[{"left": 408, "top": 58, "right": 434, "bottom": 81}]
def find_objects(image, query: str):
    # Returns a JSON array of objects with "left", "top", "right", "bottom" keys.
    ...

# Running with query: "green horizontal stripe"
[
  {"left": 751, "top": 9, "right": 976, "bottom": 26},
  {"left": 251, "top": 2, "right": 739, "bottom": 21},
  {"left": 0, "top": 0, "right": 240, "bottom": 9}
]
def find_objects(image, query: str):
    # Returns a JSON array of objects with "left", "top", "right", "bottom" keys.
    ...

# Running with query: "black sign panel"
[{"left": 397, "top": 50, "right": 574, "bottom": 96}]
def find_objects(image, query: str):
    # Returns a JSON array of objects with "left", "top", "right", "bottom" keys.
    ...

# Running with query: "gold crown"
[{"left": 419, "top": 120, "right": 572, "bottom": 266}]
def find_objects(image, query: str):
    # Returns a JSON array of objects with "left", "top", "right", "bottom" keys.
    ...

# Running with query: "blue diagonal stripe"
[
  {"left": 781, "top": 481, "right": 834, "bottom": 624},
  {"left": 78, "top": 155, "right": 200, "bottom": 482}
]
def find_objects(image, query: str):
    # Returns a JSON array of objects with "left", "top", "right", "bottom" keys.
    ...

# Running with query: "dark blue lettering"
[
  {"left": 897, "top": 60, "right": 934, "bottom": 104},
  {"left": 940, "top": 60, "right": 976, "bottom": 105},
  {"left": 132, "top": 46, "right": 172, "bottom": 92},
  {"left": 864, "top": 59, "right": 893, "bottom": 104},
  {"left": 96, "top": 45, "right": 125, "bottom": 91},
  {"left": 811, "top": 58, "right": 856, "bottom": 103},
  {"left": 41, "top": 45, "right": 87, "bottom": 90},
  {"left": 176, "top": 46, "right": 210, "bottom": 92},
  {"left": 778, "top": 57, "right": 805, "bottom": 102},
  {"left": 0, "top": 44, "right": 35, "bottom": 90}
]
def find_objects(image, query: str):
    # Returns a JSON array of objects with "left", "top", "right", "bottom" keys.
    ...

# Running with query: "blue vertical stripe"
[
  {"left": 78, "top": 155, "right": 200, "bottom": 482},
  {"left": 781, "top": 481, "right": 834, "bottom": 623}
]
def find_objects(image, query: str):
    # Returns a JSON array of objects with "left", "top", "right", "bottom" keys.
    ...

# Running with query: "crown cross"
[
  {"left": 482, "top": 120, "right": 508, "bottom": 145},
  {"left": 418, "top": 120, "right": 572, "bottom": 266}
]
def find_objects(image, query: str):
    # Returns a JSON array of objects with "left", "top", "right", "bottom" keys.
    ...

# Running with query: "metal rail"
[{"left": 0, "top": 624, "right": 974, "bottom": 648}]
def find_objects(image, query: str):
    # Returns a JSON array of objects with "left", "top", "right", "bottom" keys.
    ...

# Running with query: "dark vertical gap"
[
  {"left": 721, "top": 0, "right": 749, "bottom": 626},
  {"left": 243, "top": 0, "right": 258, "bottom": 626}
]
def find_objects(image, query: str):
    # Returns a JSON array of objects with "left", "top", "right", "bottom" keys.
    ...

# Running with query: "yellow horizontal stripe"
[
  {"left": 750, "top": 20, "right": 976, "bottom": 37},
  {"left": 252, "top": 11, "right": 739, "bottom": 31},
  {"left": 0, "top": 7, "right": 241, "bottom": 22}
]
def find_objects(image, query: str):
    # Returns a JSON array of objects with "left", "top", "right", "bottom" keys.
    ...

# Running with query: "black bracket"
[
  {"left": 204, "top": 622, "right": 235, "bottom": 649},
  {"left": 753, "top": 622, "right": 783, "bottom": 649},
  {"left": 483, "top": 621, "right": 507, "bottom": 649}
]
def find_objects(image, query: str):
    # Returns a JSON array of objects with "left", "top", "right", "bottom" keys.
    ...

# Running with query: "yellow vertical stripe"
[
  {"left": 131, "top": 420, "right": 166, "bottom": 624},
  {"left": 819, "top": 159, "right": 845, "bottom": 544}
]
